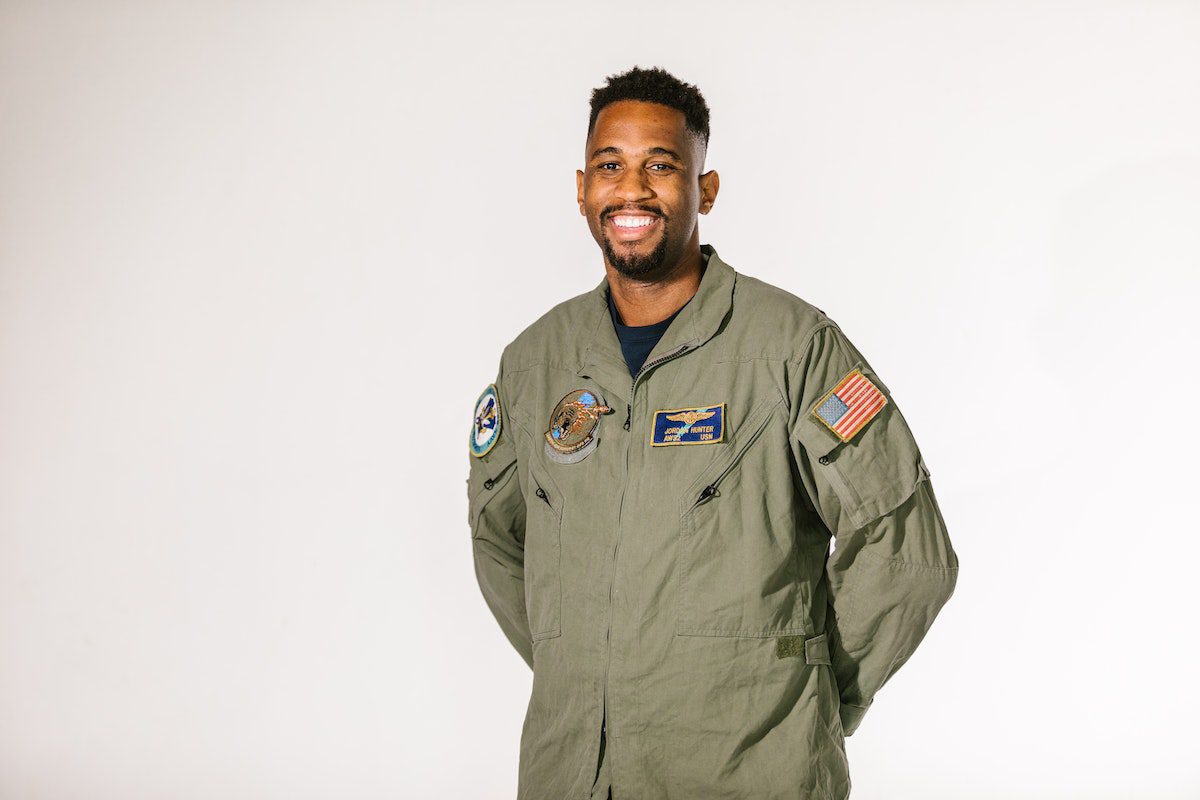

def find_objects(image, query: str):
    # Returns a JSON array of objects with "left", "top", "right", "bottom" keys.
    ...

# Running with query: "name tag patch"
[{"left": 651, "top": 404, "right": 726, "bottom": 446}]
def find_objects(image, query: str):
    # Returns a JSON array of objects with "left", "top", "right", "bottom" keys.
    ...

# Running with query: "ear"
[
  {"left": 699, "top": 170, "right": 720, "bottom": 215},
  {"left": 576, "top": 169, "right": 586, "bottom": 215}
]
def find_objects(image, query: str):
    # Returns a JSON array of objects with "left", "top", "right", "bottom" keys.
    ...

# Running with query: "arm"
[
  {"left": 467, "top": 370, "right": 532, "bottom": 669},
  {"left": 788, "top": 323, "right": 960, "bottom": 736}
]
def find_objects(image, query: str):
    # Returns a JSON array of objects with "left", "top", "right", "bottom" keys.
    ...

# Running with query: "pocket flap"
[
  {"left": 467, "top": 434, "right": 519, "bottom": 527},
  {"left": 472, "top": 431, "right": 518, "bottom": 482},
  {"left": 792, "top": 364, "right": 929, "bottom": 529}
]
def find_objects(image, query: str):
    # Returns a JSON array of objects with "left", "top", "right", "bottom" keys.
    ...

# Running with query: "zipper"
[
  {"left": 481, "top": 458, "right": 518, "bottom": 492},
  {"left": 603, "top": 338, "right": 696, "bottom": 779},
  {"left": 530, "top": 468, "right": 560, "bottom": 515},
  {"left": 623, "top": 343, "right": 692, "bottom": 431},
  {"left": 471, "top": 457, "right": 519, "bottom": 530},
  {"left": 688, "top": 396, "right": 781, "bottom": 510}
]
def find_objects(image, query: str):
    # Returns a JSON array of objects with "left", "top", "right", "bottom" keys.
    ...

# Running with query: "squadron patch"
[
  {"left": 470, "top": 383, "right": 503, "bottom": 458},
  {"left": 544, "top": 388, "right": 611, "bottom": 464},
  {"left": 812, "top": 368, "right": 887, "bottom": 442},
  {"left": 651, "top": 403, "right": 726, "bottom": 446}
]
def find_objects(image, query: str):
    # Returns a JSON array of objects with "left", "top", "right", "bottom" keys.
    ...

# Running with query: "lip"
[{"left": 605, "top": 213, "right": 661, "bottom": 243}]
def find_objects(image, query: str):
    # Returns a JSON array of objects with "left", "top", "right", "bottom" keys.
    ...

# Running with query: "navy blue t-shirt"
[{"left": 607, "top": 289, "right": 690, "bottom": 378}]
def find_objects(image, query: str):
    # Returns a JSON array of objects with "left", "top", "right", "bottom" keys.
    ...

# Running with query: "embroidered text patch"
[{"left": 651, "top": 404, "right": 726, "bottom": 446}]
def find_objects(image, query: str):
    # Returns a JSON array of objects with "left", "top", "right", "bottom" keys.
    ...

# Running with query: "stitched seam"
[
  {"left": 783, "top": 320, "right": 841, "bottom": 368},
  {"left": 506, "top": 359, "right": 584, "bottom": 377},
  {"left": 676, "top": 625, "right": 812, "bottom": 638},
  {"left": 468, "top": 465, "right": 518, "bottom": 535},
  {"left": 507, "top": 405, "right": 535, "bottom": 446},
  {"left": 525, "top": 450, "right": 564, "bottom": 640},
  {"left": 506, "top": 321, "right": 840, "bottom": 373},
  {"left": 858, "top": 549, "right": 959, "bottom": 573}
]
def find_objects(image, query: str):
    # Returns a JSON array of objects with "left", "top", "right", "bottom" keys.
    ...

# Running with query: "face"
[{"left": 576, "top": 100, "right": 718, "bottom": 280}]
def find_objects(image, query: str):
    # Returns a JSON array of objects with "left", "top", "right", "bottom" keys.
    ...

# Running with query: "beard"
[{"left": 601, "top": 216, "right": 672, "bottom": 279}]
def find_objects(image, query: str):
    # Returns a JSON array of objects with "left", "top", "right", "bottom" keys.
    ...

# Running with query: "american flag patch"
[{"left": 812, "top": 368, "right": 888, "bottom": 442}]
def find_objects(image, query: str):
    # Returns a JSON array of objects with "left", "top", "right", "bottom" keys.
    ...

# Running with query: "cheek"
[
  {"left": 584, "top": 193, "right": 610, "bottom": 224},
  {"left": 585, "top": 205, "right": 605, "bottom": 233}
]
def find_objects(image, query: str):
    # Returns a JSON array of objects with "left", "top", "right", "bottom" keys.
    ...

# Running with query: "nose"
[{"left": 614, "top": 165, "right": 655, "bottom": 204}]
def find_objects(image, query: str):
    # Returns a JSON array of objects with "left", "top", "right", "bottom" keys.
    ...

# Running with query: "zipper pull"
[
  {"left": 623, "top": 403, "right": 631, "bottom": 431},
  {"left": 697, "top": 484, "right": 717, "bottom": 504},
  {"left": 535, "top": 486, "right": 550, "bottom": 506}
]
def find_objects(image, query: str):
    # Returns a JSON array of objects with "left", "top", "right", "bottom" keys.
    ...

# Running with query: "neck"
[{"left": 606, "top": 243, "right": 703, "bottom": 327}]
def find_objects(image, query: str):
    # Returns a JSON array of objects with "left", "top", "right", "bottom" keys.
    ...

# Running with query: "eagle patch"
[
  {"left": 470, "top": 383, "right": 503, "bottom": 457},
  {"left": 544, "top": 388, "right": 611, "bottom": 464}
]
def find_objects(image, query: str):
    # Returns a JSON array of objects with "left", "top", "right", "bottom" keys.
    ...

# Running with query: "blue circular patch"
[{"left": 470, "top": 384, "right": 502, "bottom": 457}]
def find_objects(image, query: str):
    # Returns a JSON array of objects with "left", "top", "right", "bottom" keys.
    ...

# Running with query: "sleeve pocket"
[
  {"left": 791, "top": 364, "right": 930, "bottom": 530},
  {"left": 467, "top": 434, "right": 519, "bottom": 531}
]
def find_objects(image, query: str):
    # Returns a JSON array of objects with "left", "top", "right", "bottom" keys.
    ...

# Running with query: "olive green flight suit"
[{"left": 467, "top": 244, "right": 959, "bottom": 799}]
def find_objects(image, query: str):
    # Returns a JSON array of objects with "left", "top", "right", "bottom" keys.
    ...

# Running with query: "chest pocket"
[
  {"left": 525, "top": 460, "right": 564, "bottom": 642},
  {"left": 674, "top": 392, "right": 810, "bottom": 638}
]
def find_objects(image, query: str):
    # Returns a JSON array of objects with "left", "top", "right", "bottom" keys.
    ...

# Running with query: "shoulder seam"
[{"left": 784, "top": 319, "right": 840, "bottom": 368}]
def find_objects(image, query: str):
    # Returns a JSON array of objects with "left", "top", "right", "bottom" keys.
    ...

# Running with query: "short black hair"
[{"left": 587, "top": 65, "right": 710, "bottom": 148}]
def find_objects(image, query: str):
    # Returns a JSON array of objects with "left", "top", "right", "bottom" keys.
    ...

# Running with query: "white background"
[{"left": 2, "top": 2, "right": 1198, "bottom": 798}]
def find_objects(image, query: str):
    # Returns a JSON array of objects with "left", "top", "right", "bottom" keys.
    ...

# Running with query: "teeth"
[{"left": 613, "top": 216, "right": 656, "bottom": 228}]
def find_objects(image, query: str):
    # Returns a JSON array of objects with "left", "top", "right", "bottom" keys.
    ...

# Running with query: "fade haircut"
[{"left": 586, "top": 65, "right": 711, "bottom": 151}]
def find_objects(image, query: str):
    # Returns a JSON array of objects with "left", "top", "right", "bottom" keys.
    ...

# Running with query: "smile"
[{"left": 606, "top": 214, "right": 661, "bottom": 242}]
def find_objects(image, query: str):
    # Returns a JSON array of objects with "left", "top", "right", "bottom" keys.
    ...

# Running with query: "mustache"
[{"left": 604, "top": 206, "right": 665, "bottom": 220}]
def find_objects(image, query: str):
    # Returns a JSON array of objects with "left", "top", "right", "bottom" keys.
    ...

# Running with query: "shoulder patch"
[
  {"left": 470, "top": 383, "right": 503, "bottom": 457},
  {"left": 812, "top": 368, "right": 886, "bottom": 442}
]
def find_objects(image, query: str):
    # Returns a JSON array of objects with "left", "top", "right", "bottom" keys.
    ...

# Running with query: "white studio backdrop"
[{"left": 1, "top": 2, "right": 1197, "bottom": 798}]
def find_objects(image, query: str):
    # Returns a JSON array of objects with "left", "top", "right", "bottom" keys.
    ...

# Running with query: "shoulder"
[
  {"left": 491, "top": 287, "right": 599, "bottom": 438},
  {"left": 498, "top": 287, "right": 596, "bottom": 375},
  {"left": 724, "top": 269, "right": 841, "bottom": 362}
]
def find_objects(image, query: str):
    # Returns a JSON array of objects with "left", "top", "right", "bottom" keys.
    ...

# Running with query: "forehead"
[{"left": 587, "top": 100, "right": 697, "bottom": 158}]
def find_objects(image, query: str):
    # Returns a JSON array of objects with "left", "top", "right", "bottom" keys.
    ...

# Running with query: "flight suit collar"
[{"left": 574, "top": 244, "right": 736, "bottom": 394}]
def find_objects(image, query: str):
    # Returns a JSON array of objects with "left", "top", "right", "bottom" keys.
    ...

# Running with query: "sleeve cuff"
[{"left": 839, "top": 700, "right": 872, "bottom": 736}]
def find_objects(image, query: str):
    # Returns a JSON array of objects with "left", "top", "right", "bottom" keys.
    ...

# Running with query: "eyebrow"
[{"left": 590, "top": 146, "right": 684, "bottom": 162}]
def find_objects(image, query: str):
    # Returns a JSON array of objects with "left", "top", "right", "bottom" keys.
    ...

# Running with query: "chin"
[{"left": 608, "top": 251, "right": 670, "bottom": 279}]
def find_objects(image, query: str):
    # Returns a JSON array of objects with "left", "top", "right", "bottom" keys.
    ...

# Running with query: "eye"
[
  {"left": 649, "top": 163, "right": 676, "bottom": 171},
  {"left": 597, "top": 162, "right": 620, "bottom": 171}
]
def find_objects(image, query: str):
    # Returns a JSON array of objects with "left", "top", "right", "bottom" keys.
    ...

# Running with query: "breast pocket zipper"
[{"left": 685, "top": 395, "right": 783, "bottom": 514}]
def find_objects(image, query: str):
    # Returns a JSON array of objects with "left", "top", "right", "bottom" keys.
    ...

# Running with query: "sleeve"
[
  {"left": 466, "top": 365, "right": 532, "bottom": 670},
  {"left": 787, "top": 322, "right": 959, "bottom": 736}
]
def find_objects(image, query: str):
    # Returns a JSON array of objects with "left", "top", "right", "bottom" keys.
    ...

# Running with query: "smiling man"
[{"left": 467, "top": 66, "right": 960, "bottom": 800}]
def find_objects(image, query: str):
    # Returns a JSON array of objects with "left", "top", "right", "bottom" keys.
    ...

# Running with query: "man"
[{"left": 467, "top": 65, "right": 959, "bottom": 800}]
